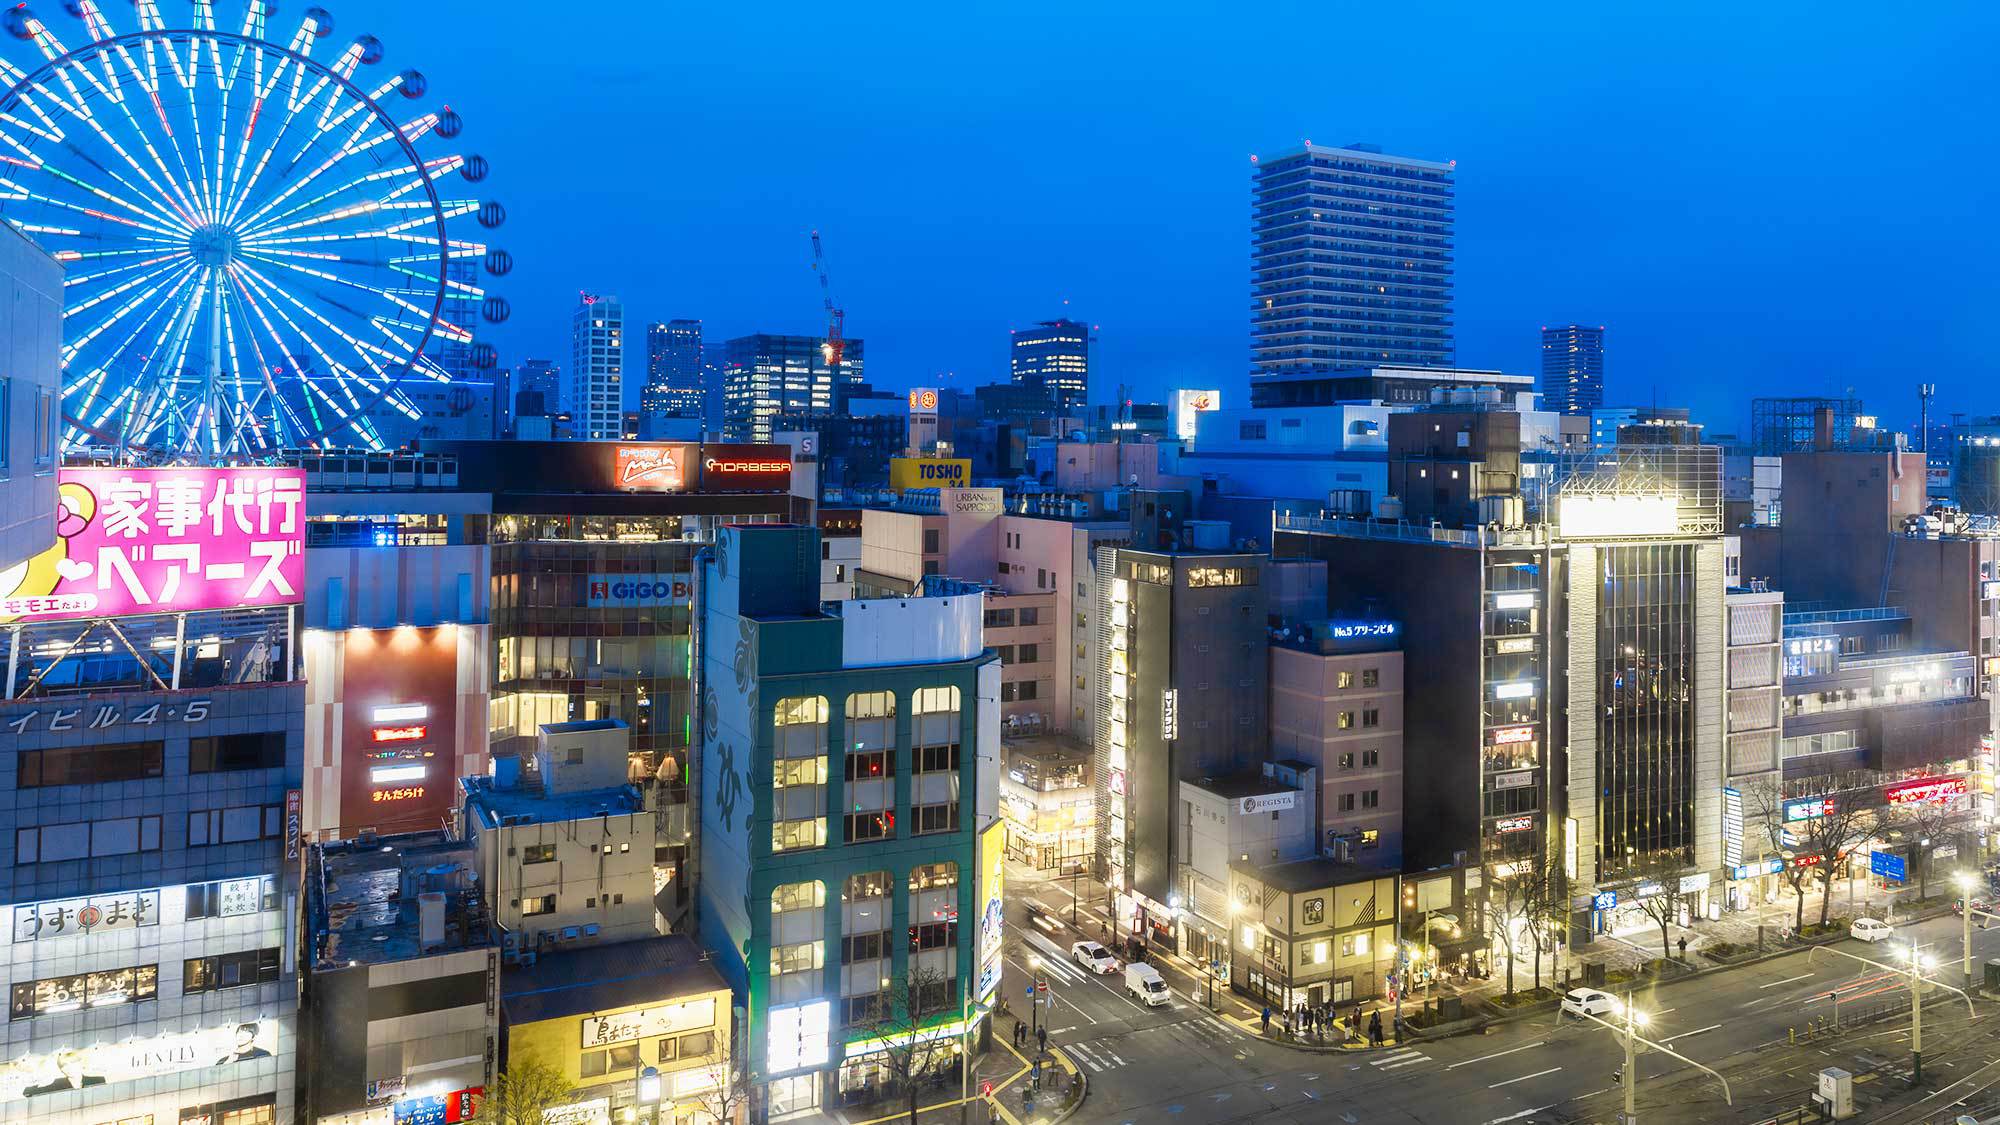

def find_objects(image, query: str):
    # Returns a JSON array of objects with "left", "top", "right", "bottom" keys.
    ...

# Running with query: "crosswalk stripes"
[
  {"left": 1370, "top": 1047, "right": 1430, "bottom": 1071},
  {"left": 1192, "top": 1015, "right": 1249, "bottom": 1042},
  {"left": 1063, "top": 1041, "right": 1126, "bottom": 1072}
]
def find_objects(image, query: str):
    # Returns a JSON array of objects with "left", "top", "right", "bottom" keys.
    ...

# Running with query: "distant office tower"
[
  {"left": 643, "top": 319, "right": 705, "bottom": 420},
  {"left": 1539, "top": 324, "right": 1605, "bottom": 415},
  {"left": 721, "top": 333, "right": 863, "bottom": 443},
  {"left": 1011, "top": 318, "right": 1089, "bottom": 413},
  {"left": 569, "top": 294, "right": 624, "bottom": 439},
  {"left": 515, "top": 358, "right": 560, "bottom": 414},
  {"left": 1252, "top": 142, "right": 1454, "bottom": 373}
]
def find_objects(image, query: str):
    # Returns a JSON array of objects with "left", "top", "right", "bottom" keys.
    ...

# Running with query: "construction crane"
[{"left": 809, "top": 230, "right": 846, "bottom": 368}]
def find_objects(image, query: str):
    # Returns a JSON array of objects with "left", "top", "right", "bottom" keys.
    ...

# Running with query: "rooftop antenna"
[{"left": 1919, "top": 383, "right": 1937, "bottom": 460}]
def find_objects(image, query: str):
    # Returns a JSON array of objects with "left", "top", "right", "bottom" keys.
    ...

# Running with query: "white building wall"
[
  {"left": 839, "top": 594, "right": 983, "bottom": 669},
  {"left": 0, "top": 222, "right": 61, "bottom": 575}
]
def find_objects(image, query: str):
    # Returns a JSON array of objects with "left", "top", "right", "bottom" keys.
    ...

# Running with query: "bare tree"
[
  {"left": 1523, "top": 854, "right": 1569, "bottom": 993},
  {"left": 855, "top": 965, "right": 961, "bottom": 1125},
  {"left": 1883, "top": 795, "right": 1963, "bottom": 900},
  {"left": 1745, "top": 778, "right": 1873, "bottom": 931},
  {"left": 1625, "top": 857, "right": 1691, "bottom": 963},
  {"left": 471, "top": 1052, "right": 572, "bottom": 1125},
  {"left": 1487, "top": 869, "right": 1532, "bottom": 998},
  {"left": 684, "top": 1048, "right": 754, "bottom": 1125}
]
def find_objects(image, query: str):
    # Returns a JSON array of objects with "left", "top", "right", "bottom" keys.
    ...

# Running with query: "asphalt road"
[{"left": 1003, "top": 873, "right": 2000, "bottom": 1124}]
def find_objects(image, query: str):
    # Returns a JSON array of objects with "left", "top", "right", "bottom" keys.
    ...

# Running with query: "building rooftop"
[
  {"left": 460, "top": 774, "right": 645, "bottom": 830},
  {"left": 1186, "top": 771, "right": 1297, "bottom": 802},
  {"left": 500, "top": 934, "right": 726, "bottom": 1025},
  {"left": 311, "top": 831, "right": 485, "bottom": 967},
  {"left": 1233, "top": 853, "right": 1401, "bottom": 894}
]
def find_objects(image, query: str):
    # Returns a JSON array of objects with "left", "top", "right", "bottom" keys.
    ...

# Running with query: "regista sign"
[{"left": 0, "top": 466, "right": 303, "bottom": 624}]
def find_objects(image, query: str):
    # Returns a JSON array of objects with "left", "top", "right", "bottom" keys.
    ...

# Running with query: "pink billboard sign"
[{"left": 0, "top": 467, "right": 304, "bottom": 623}]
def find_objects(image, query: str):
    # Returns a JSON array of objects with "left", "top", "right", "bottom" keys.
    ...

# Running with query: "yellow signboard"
[
  {"left": 890, "top": 457, "right": 970, "bottom": 491},
  {"left": 977, "top": 822, "right": 1005, "bottom": 1001}
]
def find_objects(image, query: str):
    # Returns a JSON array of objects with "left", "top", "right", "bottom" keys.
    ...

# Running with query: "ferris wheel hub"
[{"left": 188, "top": 223, "right": 240, "bottom": 269}]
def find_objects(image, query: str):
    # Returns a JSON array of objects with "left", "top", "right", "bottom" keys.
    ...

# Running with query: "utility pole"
[
  {"left": 1621, "top": 994, "right": 1640, "bottom": 1125},
  {"left": 1807, "top": 942, "right": 1971, "bottom": 1087},
  {"left": 1910, "top": 948, "right": 1925, "bottom": 1084},
  {"left": 1956, "top": 874, "right": 1998, "bottom": 992}
]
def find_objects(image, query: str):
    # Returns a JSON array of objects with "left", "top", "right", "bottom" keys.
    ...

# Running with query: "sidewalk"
[
  {"left": 1221, "top": 1007, "right": 1408, "bottom": 1053},
  {"left": 1439, "top": 874, "right": 1934, "bottom": 1011},
  {"left": 831, "top": 1011, "right": 1084, "bottom": 1125}
]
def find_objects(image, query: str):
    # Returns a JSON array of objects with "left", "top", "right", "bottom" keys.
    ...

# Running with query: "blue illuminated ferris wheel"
[{"left": 0, "top": 0, "right": 511, "bottom": 456}]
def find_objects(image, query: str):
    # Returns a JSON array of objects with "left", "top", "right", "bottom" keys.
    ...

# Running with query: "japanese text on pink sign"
[{"left": 0, "top": 467, "right": 304, "bottom": 623}]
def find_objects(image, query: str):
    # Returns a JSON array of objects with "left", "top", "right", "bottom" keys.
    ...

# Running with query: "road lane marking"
[
  {"left": 1488, "top": 1066, "right": 1562, "bottom": 1088},
  {"left": 1760, "top": 973, "right": 1815, "bottom": 989},
  {"left": 1662, "top": 1023, "right": 1720, "bottom": 1042},
  {"left": 1481, "top": 1107, "right": 1557, "bottom": 1124},
  {"left": 1447, "top": 1041, "right": 1547, "bottom": 1070}
]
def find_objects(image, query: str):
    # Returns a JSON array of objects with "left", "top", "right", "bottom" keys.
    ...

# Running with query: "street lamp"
[
  {"left": 1806, "top": 941, "right": 1974, "bottom": 1088},
  {"left": 1903, "top": 944, "right": 1937, "bottom": 1083},
  {"left": 1566, "top": 999, "right": 1732, "bottom": 1125},
  {"left": 1618, "top": 1002, "right": 1649, "bottom": 1124}
]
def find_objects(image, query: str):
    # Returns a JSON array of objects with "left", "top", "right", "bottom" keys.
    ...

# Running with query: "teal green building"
[{"left": 698, "top": 525, "right": 1003, "bottom": 1119}]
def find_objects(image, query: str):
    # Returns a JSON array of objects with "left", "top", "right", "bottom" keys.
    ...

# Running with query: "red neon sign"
[
  {"left": 1490, "top": 725, "right": 1535, "bottom": 746},
  {"left": 371, "top": 725, "right": 428, "bottom": 744},
  {"left": 1884, "top": 776, "right": 1969, "bottom": 806}
]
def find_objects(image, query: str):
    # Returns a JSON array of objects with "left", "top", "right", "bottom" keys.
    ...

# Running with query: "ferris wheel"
[{"left": 0, "top": 0, "right": 511, "bottom": 457}]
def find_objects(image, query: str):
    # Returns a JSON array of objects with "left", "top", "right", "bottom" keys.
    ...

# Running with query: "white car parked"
[
  {"left": 1560, "top": 988, "right": 1620, "bottom": 1019},
  {"left": 1071, "top": 940, "right": 1120, "bottom": 975},
  {"left": 1850, "top": 917, "right": 1893, "bottom": 943}
]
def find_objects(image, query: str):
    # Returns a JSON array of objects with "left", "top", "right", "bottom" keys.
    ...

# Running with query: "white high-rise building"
[{"left": 569, "top": 293, "right": 624, "bottom": 440}]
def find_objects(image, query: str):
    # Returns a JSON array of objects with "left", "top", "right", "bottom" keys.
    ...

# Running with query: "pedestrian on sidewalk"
[
  {"left": 1369, "top": 1010, "right": 1384, "bottom": 1046},
  {"left": 1014, "top": 1020, "right": 1025, "bottom": 1049},
  {"left": 1676, "top": 935, "right": 1688, "bottom": 960},
  {"left": 1036, "top": 1025, "right": 1047, "bottom": 1055},
  {"left": 1261, "top": 1005, "right": 1272, "bottom": 1034}
]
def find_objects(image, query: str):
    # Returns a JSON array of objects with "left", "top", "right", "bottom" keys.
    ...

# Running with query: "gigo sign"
[
  {"left": 889, "top": 457, "right": 970, "bottom": 491},
  {"left": 585, "top": 575, "right": 691, "bottom": 608},
  {"left": 0, "top": 466, "right": 303, "bottom": 623}
]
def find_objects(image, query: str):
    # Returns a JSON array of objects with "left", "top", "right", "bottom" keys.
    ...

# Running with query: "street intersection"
[{"left": 1000, "top": 869, "right": 2000, "bottom": 1125}]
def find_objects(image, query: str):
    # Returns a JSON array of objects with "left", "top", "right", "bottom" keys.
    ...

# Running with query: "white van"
[{"left": 1124, "top": 962, "right": 1170, "bottom": 1007}]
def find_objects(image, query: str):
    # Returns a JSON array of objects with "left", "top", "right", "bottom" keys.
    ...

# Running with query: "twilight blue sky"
[{"left": 359, "top": 1, "right": 1997, "bottom": 432}]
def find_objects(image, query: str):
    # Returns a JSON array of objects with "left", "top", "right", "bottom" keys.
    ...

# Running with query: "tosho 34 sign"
[
  {"left": 585, "top": 574, "right": 692, "bottom": 608},
  {"left": 0, "top": 466, "right": 303, "bottom": 624}
]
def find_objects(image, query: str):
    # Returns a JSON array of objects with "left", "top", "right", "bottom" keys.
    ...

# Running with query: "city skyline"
[{"left": 351, "top": 1, "right": 1998, "bottom": 432}]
